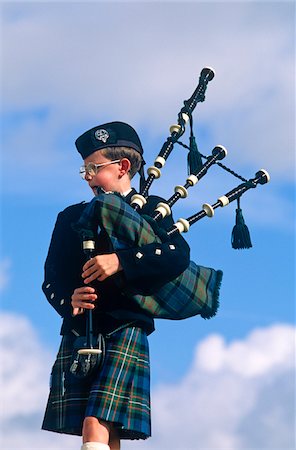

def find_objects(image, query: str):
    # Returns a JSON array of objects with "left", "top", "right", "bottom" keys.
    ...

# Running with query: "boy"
[{"left": 42, "top": 121, "right": 190, "bottom": 450}]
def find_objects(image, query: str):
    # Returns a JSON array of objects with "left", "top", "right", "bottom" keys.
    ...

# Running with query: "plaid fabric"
[
  {"left": 75, "top": 192, "right": 222, "bottom": 320},
  {"left": 42, "top": 326, "right": 151, "bottom": 439},
  {"left": 131, "top": 261, "right": 222, "bottom": 320}
]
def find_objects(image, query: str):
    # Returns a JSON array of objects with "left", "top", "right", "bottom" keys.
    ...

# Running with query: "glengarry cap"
[{"left": 75, "top": 121, "right": 144, "bottom": 159}]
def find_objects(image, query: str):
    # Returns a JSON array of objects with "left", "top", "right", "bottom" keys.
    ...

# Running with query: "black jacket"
[{"left": 42, "top": 189, "right": 190, "bottom": 336}]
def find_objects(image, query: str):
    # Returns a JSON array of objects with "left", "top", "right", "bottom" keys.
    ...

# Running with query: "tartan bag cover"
[{"left": 74, "top": 192, "right": 223, "bottom": 320}]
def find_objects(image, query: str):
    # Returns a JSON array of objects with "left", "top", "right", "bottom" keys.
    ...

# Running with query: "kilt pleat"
[{"left": 42, "top": 326, "right": 151, "bottom": 440}]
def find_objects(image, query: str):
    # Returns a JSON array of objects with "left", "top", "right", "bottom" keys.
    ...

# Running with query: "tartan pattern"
[
  {"left": 130, "top": 261, "right": 222, "bottom": 320},
  {"left": 75, "top": 192, "right": 222, "bottom": 320},
  {"left": 42, "top": 326, "right": 151, "bottom": 439},
  {"left": 74, "top": 191, "right": 161, "bottom": 248}
]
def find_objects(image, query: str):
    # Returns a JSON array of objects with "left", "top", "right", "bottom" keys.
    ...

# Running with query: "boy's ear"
[{"left": 119, "top": 158, "right": 131, "bottom": 175}]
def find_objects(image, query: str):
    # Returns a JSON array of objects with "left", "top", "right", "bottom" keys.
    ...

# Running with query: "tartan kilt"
[{"left": 42, "top": 326, "right": 151, "bottom": 440}]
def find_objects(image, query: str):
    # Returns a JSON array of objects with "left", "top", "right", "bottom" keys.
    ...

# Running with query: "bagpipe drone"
[{"left": 71, "top": 68, "right": 270, "bottom": 376}]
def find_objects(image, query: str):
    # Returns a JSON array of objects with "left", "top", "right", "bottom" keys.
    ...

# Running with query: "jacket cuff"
[{"left": 42, "top": 281, "right": 73, "bottom": 318}]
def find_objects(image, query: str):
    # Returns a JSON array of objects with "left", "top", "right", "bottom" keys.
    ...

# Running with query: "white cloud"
[
  {"left": 0, "top": 313, "right": 294, "bottom": 450},
  {"left": 1, "top": 312, "right": 51, "bottom": 420},
  {"left": 195, "top": 326, "right": 294, "bottom": 377},
  {"left": 0, "top": 312, "right": 79, "bottom": 449},
  {"left": 1, "top": 2, "right": 294, "bottom": 238},
  {"left": 126, "top": 324, "right": 295, "bottom": 450},
  {"left": 1, "top": 1, "right": 294, "bottom": 180}
]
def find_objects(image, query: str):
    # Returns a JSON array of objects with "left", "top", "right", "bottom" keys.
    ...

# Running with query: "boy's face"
[{"left": 82, "top": 150, "right": 130, "bottom": 195}]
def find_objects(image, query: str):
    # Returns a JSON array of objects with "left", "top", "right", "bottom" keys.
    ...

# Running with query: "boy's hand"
[
  {"left": 82, "top": 253, "right": 123, "bottom": 284},
  {"left": 71, "top": 286, "right": 97, "bottom": 316}
]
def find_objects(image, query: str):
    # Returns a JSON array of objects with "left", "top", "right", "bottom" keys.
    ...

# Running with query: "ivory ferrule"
[
  {"left": 187, "top": 174, "right": 198, "bottom": 186},
  {"left": 203, "top": 66, "right": 216, "bottom": 77},
  {"left": 147, "top": 166, "right": 161, "bottom": 179},
  {"left": 259, "top": 169, "right": 271, "bottom": 183},
  {"left": 181, "top": 112, "right": 190, "bottom": 123},
  {"left": 83, "top": 240, "right": 95, "bottom": 250},
  {"left": 155, "top": 202, "right": 171, "bottom": 218},
  {"left": 213, "top": 145, "right": 228, "bottom": 159},
  {"left": 218, "top": 195, "right": 230, "bottom": 207},
  {"left": 154, "top": 156, "right": 166, "bottom": 168},
  {"left": 174, "top": 218, "right": 190, "bottom": 233},
  {"left": 203, "top": 203, "right": 215, "bottom": 217},
  {"left": 170, "top": 124, "right": 182, "bottom": 134},
  {"left": 174, "top": 185, "right": 188, "bottom": 198},
  {"left": 131, "top": 194, "right": 147, "bottom": 209},
  {"left": 220, "top": 145, "right": 228, "bottom": 158}
]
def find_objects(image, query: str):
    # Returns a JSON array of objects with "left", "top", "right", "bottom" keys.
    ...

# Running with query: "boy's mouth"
[{"left": 91, "top": 185, "right": 99, "bottom": 195}]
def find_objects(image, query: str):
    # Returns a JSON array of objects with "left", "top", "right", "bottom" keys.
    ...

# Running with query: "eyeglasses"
[{"left": 79, "top": 160, "right": 121, "bottom": 179}]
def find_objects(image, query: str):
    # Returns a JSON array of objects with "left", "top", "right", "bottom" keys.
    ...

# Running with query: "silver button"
[
  {"left": 169, "top": 245, "right": 176, "bottom": 250},
  {"left": 155, "top": 249, "right": 162, "bottom": 255},
  {"left": 50, "top": 293, "right": 55, "bottom": 299},
  {"left": 46, "top": 283, "right": 51, "bottom": 288},
  {"left": 60, "top": 299, "right": 65, "bottom": 305},
  {"left": 71, "top": 329, "right": 80, "bottom": 337},
  {"left": 136, "top": 252, "right": 143, "bottom": 259}
]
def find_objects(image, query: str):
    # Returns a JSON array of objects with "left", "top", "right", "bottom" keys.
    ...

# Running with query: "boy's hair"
[{"left": 101, "top": 147, "right": 142, "bottom": 179}]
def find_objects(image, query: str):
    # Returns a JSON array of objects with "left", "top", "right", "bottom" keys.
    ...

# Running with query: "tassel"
[
  {"left": 187, "top": 116, "right": 203, "bottom": 175},
  {"left": 188, "top": 135, "right": 203, "bottom": 175},
  {"left": 231, "top": 197, "right": 252, "bottom": 249}
]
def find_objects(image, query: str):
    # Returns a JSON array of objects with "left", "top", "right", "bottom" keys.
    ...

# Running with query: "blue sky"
[{"left": 0, "top": 1, "right": 295, "bottom": 449}]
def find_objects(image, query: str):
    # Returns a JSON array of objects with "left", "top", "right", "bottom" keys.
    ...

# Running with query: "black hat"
[{"left": 75, "top": 121, "right": 144, "bottom": 159}]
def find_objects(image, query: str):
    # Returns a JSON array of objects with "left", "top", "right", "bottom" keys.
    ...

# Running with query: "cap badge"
[{"left": 95, "top": 129, "right": 109, "bottom": 143}]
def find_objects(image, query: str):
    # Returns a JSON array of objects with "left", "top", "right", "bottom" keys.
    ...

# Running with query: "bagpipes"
[
  {"left": 70, "top": 240, "right": 105, "bottom": 379},
  {"left": 73, "top": 66, "right": 270, "bottom": 325}
]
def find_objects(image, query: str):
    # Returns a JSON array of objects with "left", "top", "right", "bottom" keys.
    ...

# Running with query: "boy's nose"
[{"left": 85, "top": 172, "right": 93, "bottom": 181}]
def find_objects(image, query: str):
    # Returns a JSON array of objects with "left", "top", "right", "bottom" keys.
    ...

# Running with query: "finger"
[
  {"left": 72, "top": 297, "right": 96, "bottom": 308},
  {"left": 74, "top": 286, "right": 96, "bottom": 294},
  {"left": 72, "top": 308, "right": 80, "bottom": 317},
  {"left": 82, "top": 265, "right": 99, "bottom": 279},
  {"left": 80, "top": 302, "right": 95, "bottom": 310},
  {"left": 80, "top": 286, "right": 96, "bottom": 293},
  {"left": 80, "top": 292, "right": 97, "bottom": 300},
  {"left": 82, "top": 258, "right": 98, "bottom": 273},
  {"left": 82, "top": 258, "right": 93, "bottom": 271},
  {"left": 84, "top": 272, "right": 101, "bottom": 284},
  {"left": 75, "top": 291, "right": 97, "bottom": 299},
  {"left": 73, "top": 307, "right": 86, "bottom": 316},
  {"left": 97, "top": 272, "right": 108, "bottom": 281},
  {"left": 72, "top": 295, "right": 97, "bottom": 305}
]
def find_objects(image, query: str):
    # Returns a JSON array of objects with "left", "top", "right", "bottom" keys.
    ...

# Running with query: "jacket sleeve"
[
  {"left": 42, "top": 207, "right": 84, "bottom": 318},
  {"left": 116, "top": 201, "right": 191, "bottom": 295}
]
